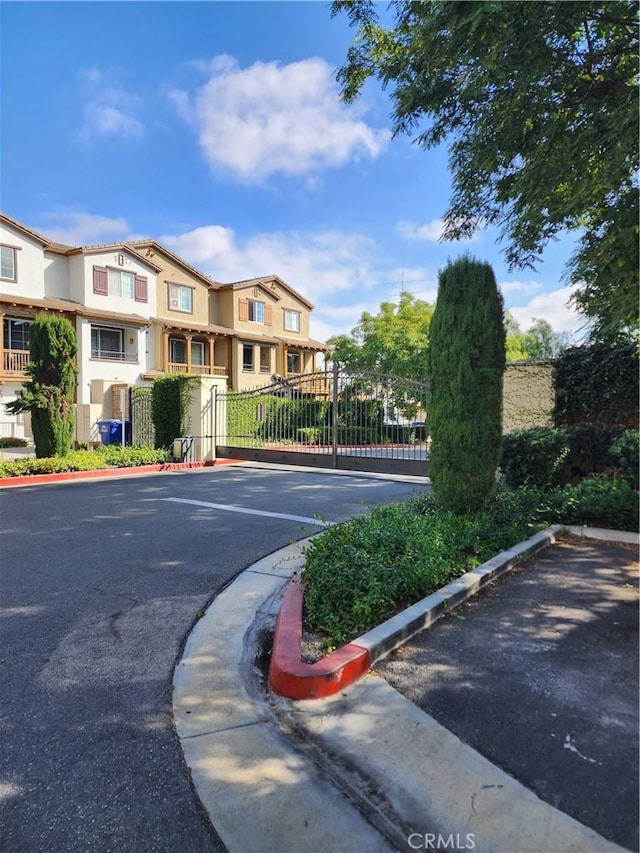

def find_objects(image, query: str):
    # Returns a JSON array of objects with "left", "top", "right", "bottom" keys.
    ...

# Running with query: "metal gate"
[
  {"left": 130, "top": 385, "right": 155, "bottom": 448},
  {"left": 214, "top": 366, "right": 430, "bottom": 476}
]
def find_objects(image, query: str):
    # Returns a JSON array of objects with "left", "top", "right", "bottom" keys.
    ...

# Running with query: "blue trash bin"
[{"left": 98, "top": 419, "right": 131, "bottom": 445}]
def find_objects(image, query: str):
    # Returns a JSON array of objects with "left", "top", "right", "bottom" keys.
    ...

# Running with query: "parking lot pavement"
[{"left": 376, "top": 535, "right": 639, "bottom": 852}]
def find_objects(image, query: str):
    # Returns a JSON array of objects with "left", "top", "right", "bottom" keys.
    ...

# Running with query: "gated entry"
[{"left": 214, "top": 366, "right": 430, "bottom": 476}]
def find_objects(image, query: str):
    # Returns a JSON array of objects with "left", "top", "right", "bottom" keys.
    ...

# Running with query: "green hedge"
[
  {"left": 152, "top": 375, "right": 198, "bottom": 450},
  {"left": 0, "top": 437, "right": 29, "bottom": 448},
  {"left": 610, "top": 429, "right": 639, "bottom": 490},
  {"left": 501, "top": 427, "right": 570, "bottom": 488},
  {"left": 0, "top": 447, "right": 170, "bottom": 478},
  {"left": 501, "top": 425, "right": 630, "bottom": 488},
  {"left": 553, "top": 342, "right": 639, "bottom": 427}
]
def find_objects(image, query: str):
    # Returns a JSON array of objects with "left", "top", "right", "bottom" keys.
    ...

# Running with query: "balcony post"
[
  {"left": 163, "top": 329, "right": 169, "bottom": 372},
  {"left": 0, "top": 311, "right": 4, "bottom": 374},
  {"left": 185, "top": 334, "right": 192, "bottom": 374},
  {"left": 208, "top": 336, "right": 215, "bottom": 375}
]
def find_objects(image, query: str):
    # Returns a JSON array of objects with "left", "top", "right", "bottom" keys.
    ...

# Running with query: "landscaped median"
[
  {"left": 268, "top": 525, "right": 563, "bottom": 700},
  {"left": 0, "top": 446, "right": 241, "bottom": 487}
]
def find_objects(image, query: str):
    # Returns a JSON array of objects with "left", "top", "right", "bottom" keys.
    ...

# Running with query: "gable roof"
[
  {"left": 0, "top": 212, "right": 68, "bottom": 249},
  {"left": 126, "top": 239, "right": 222, "bottom": 290},
  {"left": 219, "top": 275, "right": 314, "bottom": 310}
]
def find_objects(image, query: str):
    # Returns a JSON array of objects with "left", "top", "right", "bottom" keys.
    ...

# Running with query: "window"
[
  {"left": 283, "top": 309, "right": 301, "bottom": 333},
  {"left": 248, "top": 300, "right": 265, "bottom": 323},
  {"left": 239, "top": 297, "right": 271, "bottom": 324},
  {"left": 287, "top": 351, "right": 301, "bottom": 374},
  {"left": 3, "top": 318, "right": 30, "bottom": 350},
  {"left": 0, "top": 246, "right": 17, "bottom": 281},
  {"left": 169, "top": 284, "right": 193, "bottom": 313},
  {"left": 91, "top": 326, "right": 126, "bottom": 360},
  {"left": 108, "top": 269, "right": 135, "bottom": 299},
  {"left": 169, "top": 338, "right": 186, "bottom": 364},
  {"left": 259, "top": 346, "right": 271, "bottom": 373},
  {"left": 242, "top": 344, "right": 254, "bottom": 371},
  {"left": 191, "top": 341, "right": 204, "bottom": 366},
  {"left": 93, "top": 266, "right": 147, "bottom": 301}
]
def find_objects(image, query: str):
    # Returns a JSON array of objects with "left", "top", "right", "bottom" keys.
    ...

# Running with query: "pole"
[
  {"left": 332, "top": 361, "right": 339, "bottom": 469},
  {"left": 120, "top": 389, "right": 126, "bottom": 448}
]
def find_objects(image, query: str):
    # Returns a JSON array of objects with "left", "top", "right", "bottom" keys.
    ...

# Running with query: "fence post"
[{"left": 332, "top": 361, "right": 339, "bottom": 469}]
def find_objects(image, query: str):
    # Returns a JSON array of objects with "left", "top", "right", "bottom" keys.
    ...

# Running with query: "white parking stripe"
[{"left": 161, "top": 497, "right": 332, "bottom": 527}]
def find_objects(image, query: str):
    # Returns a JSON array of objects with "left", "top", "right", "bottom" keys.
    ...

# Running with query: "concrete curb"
[
  {"left": 174, "top": 527, "right": 633, "bottom": 853},
  {"left": 0, "top": 457, "right": 242, "bottom": 488},
  {"left": 269, "top": 524, "right": 639, "bottom": 701}
]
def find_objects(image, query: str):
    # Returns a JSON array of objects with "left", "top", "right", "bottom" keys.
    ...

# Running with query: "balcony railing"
[
  {"left": 168, "top": 362, "right": 227, "bottom": 376},
  {"left": 91, "top": 349, "right": 138, "bottom": 363},
  {"left": 2, "top": 349, "right": 29, "bottom": 376}
]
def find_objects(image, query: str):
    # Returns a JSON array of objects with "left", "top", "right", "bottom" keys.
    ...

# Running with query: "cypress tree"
[
  {"left": 5, "top": 313, "right": 78, "bottom": 458},
  {"left": 427, "top": 256, "right": 506, "bottom": 513}
]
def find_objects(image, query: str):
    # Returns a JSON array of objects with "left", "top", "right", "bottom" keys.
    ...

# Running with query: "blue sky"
[{"left": 1, "top": 1, "right": 587, "bottom": 345}]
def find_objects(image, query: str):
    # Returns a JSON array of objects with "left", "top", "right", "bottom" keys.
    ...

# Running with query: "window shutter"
[
  {"left": 239, "top": 298, "right": 248, "bottom": 321},
  {"left": 264, "top": 304, "right": 273, "bottom": 326},
  {"left": 93, "top": 266, "right": 108, "bottom": 295},
  {"left": 134, "top": 274, "right": 148, "bottom": 303}
]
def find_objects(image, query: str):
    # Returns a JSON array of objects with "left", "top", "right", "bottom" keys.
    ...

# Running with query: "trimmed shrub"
[
  {"left": 301, "top": 477, "right": 638, "bottom": 649},
  {"left": 564, "top": 424, "right": 624, "bottom": 481},
  {"left": 501, "top": 424, "right": 628, "bottom": 487},
  {"left": 532, "top": 476, "right": 639, "bottom": 532},
  {"left": 0, "top": 437, "right": 28, "bottom": 448},
  {"left": 152, "top": 375, "right": 198, "bottom": 450},
  {"left": 0, "top": 447, "right": 170, "bottom": 478},
  {"left": 428, "top": 256, "right": 506, "bottom": 513},
  {"left": 301, "top": 493, "right": 544, "bottom": 648},
  {"left": 4, "top": 313, "right": 78, "bottom": 458},
  {"left": 610, "top": 429, "right": 639, "bottom": 490},
  {"left": 501, "top": 427, "right": 570, "bottom": 488}
]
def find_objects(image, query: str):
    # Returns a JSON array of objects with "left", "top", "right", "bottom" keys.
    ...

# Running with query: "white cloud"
[
  {"left": 161, "top": 225, "right": 381, "bottom": 304},
  {"left": 499, "top": 279, "right": 543, "bottom": 296},
  {"left": 508, "top": 285, "right": 587, "bottom": 336},
  {"left": 35, "top": 210, "right": 133, "bottom": 246},
  {"left": 77, "top": 68, "right": 144, "bottom": 142},
  {"left": 171, "top": 55, "right": 390, "bottom": 182},
  {"left": 397, "top": 219, "right": 445, "bottom": 242},
  {"left": 397, "top": 218, "right": 479, "bottom": 243}
]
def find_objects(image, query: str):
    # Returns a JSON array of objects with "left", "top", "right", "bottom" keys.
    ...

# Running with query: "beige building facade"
[{"left": 0, "top": 212, "right": 327, "bottom": 440}]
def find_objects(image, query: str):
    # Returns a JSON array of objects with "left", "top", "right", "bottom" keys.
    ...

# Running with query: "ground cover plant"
[
  {"left": 301, "top": 478, "right": 639, "bottom": 650},
  {"left": 0, "top": 445, "right": 170, "bottom": 478},
  {"left": 0, "top": 437, "right": 28, "bottom": 448}
]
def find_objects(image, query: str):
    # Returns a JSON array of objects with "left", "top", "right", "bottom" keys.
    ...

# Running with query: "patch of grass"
[{"left": 301, "top": 478, "right": 638, "bottom": 649}]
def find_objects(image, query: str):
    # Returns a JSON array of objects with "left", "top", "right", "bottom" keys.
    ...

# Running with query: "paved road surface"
[{"left": 0, "top": 466, "right": 428, "bottom": 853}]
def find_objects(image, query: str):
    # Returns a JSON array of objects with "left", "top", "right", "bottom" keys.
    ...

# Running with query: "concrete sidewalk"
[{"left": 173, "top": 528, "right": 636, "bottom": 853}]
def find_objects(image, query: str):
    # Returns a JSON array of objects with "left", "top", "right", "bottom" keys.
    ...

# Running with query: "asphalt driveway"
[
  {"left": 377, "top": 536, "right": 639, "bottom": 852},
  {"left": 0, "top": 465, "right": 428, "bottom": 853}
]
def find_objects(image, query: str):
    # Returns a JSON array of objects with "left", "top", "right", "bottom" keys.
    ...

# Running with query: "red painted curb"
[
  {"left": 268, "top": 575, "right": 371, "bottom": 700},
  {"left": 0, "top": 458, "right": 243, "bottom": 488}
]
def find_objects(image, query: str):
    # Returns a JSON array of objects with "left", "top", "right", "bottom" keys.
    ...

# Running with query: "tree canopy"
[
  {"left": 505, "top": 314, "right": 570, "bottom": 361},
  {"left": 328, "top": 291, "right": 434, "bottom": 380},
  {"left": 332, "top": 1, "right": 639, "bottom": 340},
  {"left": 330, "top": 292, "right": 567, "bottom": 375}
]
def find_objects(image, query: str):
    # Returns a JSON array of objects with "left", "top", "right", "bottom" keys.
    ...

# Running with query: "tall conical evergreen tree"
[
  {"left": 428, "top": 256, "right": 506, "bottom": 513},
  {"left": 5, "top": 313, "right": 78, "bottom": 458}
]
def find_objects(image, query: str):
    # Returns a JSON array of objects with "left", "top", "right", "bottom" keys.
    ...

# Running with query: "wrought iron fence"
[{"left": 214, "top": 365, "right": 430, "bottom": 473}]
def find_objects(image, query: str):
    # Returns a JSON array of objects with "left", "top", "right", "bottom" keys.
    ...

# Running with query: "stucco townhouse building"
[{"left": 0, "top": 213, "right": 326, "bottom": 442}]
